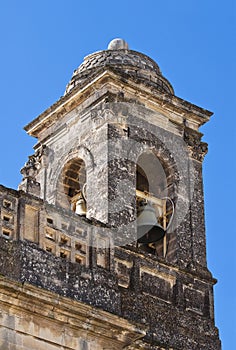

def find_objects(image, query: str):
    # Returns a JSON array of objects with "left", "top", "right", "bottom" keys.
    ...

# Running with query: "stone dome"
[{"left": 65, "top": 39, "right": 174, "bottom": 95}]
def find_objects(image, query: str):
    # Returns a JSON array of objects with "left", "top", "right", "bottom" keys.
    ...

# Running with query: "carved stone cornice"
[
  {"left": 0, "top": 276, "right": 146, "bottom": 349},
  {"left": 24, "top": 70, "right": 213, "bottom": 138}
]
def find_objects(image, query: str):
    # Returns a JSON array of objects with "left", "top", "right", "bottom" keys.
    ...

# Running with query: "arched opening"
[
  {"left": 136, "top": 151, "right": 174, "bottom": 257},
  {"left": 62, "top": 158, "right": 87, "bottom": 215}
]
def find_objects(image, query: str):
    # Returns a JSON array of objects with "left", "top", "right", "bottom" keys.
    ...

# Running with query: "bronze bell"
[
  {"left": 75, "top": 194, "right": 87, "bottom": 216},
  {"left": 137, "top": 201, "right": 165, "bottom": 244}
]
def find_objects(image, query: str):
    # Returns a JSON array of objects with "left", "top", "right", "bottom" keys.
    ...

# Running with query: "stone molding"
[
  {"left": 24, "top": 70, "right": 212, "bottom": 138},
  {"left": 0, "top": 276, "right": 145, "bottom": 349}
]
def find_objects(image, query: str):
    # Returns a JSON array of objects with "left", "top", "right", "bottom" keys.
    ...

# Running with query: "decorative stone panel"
[
  {"left": 183, "top": 285, "right": 205, "bottom": 315},
  {"left": 140, "top": 266, "right": 176, "bottom": 303}
]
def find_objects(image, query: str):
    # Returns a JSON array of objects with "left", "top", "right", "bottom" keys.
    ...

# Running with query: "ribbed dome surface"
[{"left": 65, "top": 41, "right": 174, "bottom": 95}]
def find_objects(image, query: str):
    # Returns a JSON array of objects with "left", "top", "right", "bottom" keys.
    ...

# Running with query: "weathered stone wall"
[
  {"left": 0, "top": 185, "right": 220, "bottom": 349},
  {"left": 19, "top": 97, "right": 209, "bottom": 269}
]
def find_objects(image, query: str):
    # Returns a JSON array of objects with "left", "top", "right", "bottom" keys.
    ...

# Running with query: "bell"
[
  {"left": 137, "top": 201, "right": 165, "bottom": 244},
  {"left": 75, "top": 196, "right": 87, "bottom": 216}
]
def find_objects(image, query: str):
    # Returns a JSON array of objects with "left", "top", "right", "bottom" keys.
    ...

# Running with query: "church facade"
[{"left": 0, "top": 39, "right": 221, "bottom": 349}]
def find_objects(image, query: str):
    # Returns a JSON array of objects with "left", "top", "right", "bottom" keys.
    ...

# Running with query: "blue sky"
[{"left": 0, "top": 1, "right": 235, "bottom": 348}]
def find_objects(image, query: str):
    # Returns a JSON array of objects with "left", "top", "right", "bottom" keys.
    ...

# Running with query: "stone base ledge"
[{"left": 0, "top": 276, "right": 145, "bottom": 350}]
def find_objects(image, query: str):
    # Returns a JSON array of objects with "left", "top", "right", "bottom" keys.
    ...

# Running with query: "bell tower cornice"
[{"left": 24, "top": 68, "right": 212, "bottom": 139}]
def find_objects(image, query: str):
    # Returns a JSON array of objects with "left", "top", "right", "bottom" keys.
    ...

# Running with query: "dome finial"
[{"left": 107, "top": 38, "right": 129, "bottom": 50}]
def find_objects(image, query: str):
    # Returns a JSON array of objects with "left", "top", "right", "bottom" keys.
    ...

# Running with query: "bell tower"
[{"left": 0, "top": 39, "right": 221, "bottom": 349}]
